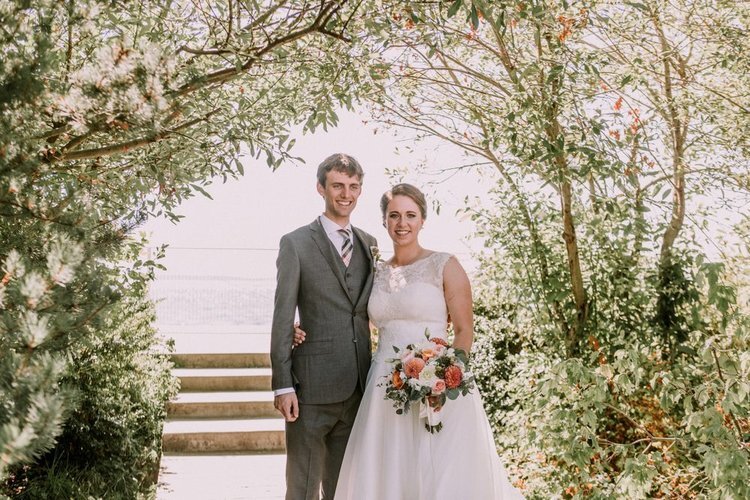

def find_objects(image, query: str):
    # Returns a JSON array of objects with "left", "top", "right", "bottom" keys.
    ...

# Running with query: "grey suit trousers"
[{"left": 285, "top": 387, "right": 362, "bottom": 500}]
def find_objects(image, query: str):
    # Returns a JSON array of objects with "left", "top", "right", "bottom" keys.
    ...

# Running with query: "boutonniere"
[{"left": 370, "top": 245, "right": 382, "bottom": 263}]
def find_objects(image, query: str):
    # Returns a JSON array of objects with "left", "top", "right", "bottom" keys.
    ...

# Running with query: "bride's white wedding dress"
[{"left": 334, "top": 252, "right": 524, "bottom": 499}]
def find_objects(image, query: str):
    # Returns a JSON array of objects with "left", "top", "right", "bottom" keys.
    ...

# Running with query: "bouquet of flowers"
[{"left": 380, "top": 330, "right": 475, "bottom": 433}]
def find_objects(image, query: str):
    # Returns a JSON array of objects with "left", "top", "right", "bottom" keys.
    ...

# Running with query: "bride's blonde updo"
[{"left": 380, "top": 183, "right": 428, "bottom": 219}]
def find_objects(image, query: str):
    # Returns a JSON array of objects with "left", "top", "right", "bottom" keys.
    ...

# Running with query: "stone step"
[
  {"left": 162, "top": 418, "right": 286, "bottom": 453},
  {"left": 174, "top": 368, "right": 272, "bottom": 391},
  {"left": 168, "top": 391, "right": 277, "bottom": 419},
  {"left": 171, "top": 352, "right": 271, "bottom": 369}
]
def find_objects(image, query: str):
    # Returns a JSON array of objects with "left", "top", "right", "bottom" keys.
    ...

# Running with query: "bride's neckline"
[{"left": 385, "top": 251, "right": 438, "bottom": 269}]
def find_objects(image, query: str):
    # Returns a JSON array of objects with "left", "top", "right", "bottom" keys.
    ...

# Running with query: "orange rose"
[
  {"left": 404, "top": 358, "right": 426, "bottom": 378},
  {"left": 444, "top": 365, "right": 463, "bottom": 389},
  {"left": 421, "top": 347, "right": 435, "bottom": 362},
  {"left": 430, "top": 337, "right": 449, "bottom": 347},
  {"left": 392, "top": 370, "right": 405, "bottom": 390}
]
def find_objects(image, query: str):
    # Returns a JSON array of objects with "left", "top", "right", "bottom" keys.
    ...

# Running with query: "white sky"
[
  {"left": 142, "top": 106, "right": 746, "bottom": 280},
  {"left": 142, "top": 109, "right": 492, "bottom": 278}
]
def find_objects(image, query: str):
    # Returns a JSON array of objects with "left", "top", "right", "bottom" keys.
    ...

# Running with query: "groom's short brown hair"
[{"left": 317, "top": 153, "right": 364, "bottom": 187}]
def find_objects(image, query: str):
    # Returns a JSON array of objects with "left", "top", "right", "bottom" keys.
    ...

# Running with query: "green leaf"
[
  {"left": 447, "top": 0, "right": 462, "bottom": 18},
  {"left": 470, "top": 5, "right": 479, "bottom": 30},
  {"left": 581, "top": 410, "right": 597, "bottom": 429},
  {"left": 190, "top": 184, "right": 213, "bottom": 199},
  {"left": 675, "top": 345, "right": 698, "bottom": 357},
  {"left": 624, "top": 1, "right": 649, "bottom": 13},
  {"left": 495, "top": 10, "right": 506, "bottom": 31}
]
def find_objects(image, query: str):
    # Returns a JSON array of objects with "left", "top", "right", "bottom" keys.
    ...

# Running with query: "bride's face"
[{"left": 385, "top": 195, "right": 424, "bottom": 246}]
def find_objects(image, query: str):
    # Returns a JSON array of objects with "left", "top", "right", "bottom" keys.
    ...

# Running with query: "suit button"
[{"left": 353, "top": 338, "right": 358, "bottom": 343}]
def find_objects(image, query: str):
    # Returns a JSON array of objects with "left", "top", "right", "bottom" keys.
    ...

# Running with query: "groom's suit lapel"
[
  {"left": 352, "top": 226, "right": 375, "bottom": 309},
  {"left": 309, "top": 219, "right": 353, "bottom": 304}
]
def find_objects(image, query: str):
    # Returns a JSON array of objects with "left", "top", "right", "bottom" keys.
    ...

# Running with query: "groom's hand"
[
  {"left": 292, "top": 322, "right": 306, "bottom": 348},
  {"left": 274, "top": 393, "right": 299, "bottom": 422}
]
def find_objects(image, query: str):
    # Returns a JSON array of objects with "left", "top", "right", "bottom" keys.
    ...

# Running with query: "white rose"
[{"left": 419, "top": 365, "right": 438, "bottom": 384}]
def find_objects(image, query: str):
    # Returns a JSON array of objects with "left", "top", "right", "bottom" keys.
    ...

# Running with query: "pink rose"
[{"left": 431, "top": 379, "right": 446, "bottom": 395}]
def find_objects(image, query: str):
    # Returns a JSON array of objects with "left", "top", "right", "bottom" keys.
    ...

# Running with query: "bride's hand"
[{"left": 292, "top": 322, "right": 306, "bottom": 348}]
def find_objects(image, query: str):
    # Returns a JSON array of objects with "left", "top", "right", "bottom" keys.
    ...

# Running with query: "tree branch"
[
  {"left": 171, "top": 0, "right": 347, "bottom": 99},
  {"left": 43, "top": 111, "right": 219, "bottom": 164}
]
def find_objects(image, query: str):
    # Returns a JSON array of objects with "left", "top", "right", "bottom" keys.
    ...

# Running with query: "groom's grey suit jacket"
[{"left": 271, "top": 218, "right": 377, "bottom": 405}]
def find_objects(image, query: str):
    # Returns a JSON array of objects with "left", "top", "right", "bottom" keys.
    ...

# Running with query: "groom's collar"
[{"left": 318, "top": 214, "right": 352, "bottom": 235}]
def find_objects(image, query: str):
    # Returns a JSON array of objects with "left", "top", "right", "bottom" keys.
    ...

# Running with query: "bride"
[{"left": 298, "top": 183, "right": 524, "bottom": 499}]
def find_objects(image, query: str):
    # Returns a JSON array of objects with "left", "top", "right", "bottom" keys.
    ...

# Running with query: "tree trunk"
[
  {"left": 548, "top": 115, "right": 588, "bottom": 357},
  {"left": 659, "top": 154, "right": 686, "bottom": 264},
  {"left": 560, "top": 175, "right": 589, "bottom": 356},
  {"left": 652, "top": 7, "right": 689, "bottom": 360}
]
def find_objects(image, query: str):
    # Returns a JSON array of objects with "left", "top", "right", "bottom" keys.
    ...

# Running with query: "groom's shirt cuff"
[{"left": 274, "top": 387, "right": 295, "bottom": 396}]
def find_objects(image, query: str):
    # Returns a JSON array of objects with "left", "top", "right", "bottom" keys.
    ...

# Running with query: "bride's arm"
[{"left": 443, "top": 256, "right": 474, "bottom": 353}]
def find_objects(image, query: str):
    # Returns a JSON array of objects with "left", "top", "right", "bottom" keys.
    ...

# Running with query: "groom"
[{"left": 270, "top": 153, "right": 377, "bottom": 500}]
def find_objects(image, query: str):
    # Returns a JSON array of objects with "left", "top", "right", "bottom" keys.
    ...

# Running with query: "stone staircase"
[{"left": 163, "top": 352, "right": 285, "bottom": 454}]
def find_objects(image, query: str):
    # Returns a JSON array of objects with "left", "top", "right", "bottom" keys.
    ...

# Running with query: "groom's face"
[{"left": 317, "top": 169, "right": 362, "bottom": 225}]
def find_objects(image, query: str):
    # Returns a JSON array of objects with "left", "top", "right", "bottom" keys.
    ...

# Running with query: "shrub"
[
  {"left": 472, "top": 245, "right": 750, "bottom": 499},
  {"left": 3, "top": 251, "right": 179, "bottom": 499}
]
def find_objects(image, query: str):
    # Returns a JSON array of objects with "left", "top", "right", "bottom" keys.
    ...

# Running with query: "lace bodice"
[{"left": 368, "top": 252, "right": 453, "bottom": 360}]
